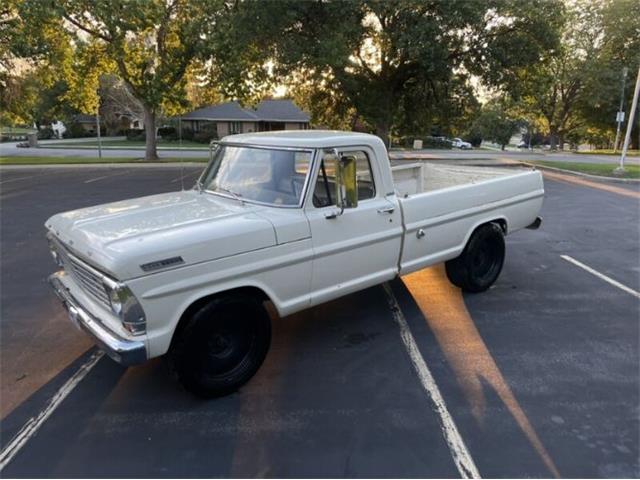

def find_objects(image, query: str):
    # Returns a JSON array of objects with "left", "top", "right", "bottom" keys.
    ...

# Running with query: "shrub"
[
  {"left": 181, "top": 127, "right": 194, "bottom": 141},
  {"left": 193, "top": 130, "right": 218, "bottom": 143},
  {"left": 62, "top": 121, "right": 89, "bottom": 138},
  {"left": 157, "top": 126, "right": 177, "bottom": 140},
  {"left": 125, "top": 128, "right": 145, "bottom": 141},
  {"left": 37, "top": 127, "right": 55, "bottom": 140}
]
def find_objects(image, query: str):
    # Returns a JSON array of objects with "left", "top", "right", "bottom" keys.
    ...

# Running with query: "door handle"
[
  {"left": 324, "top": 209, "right": 341, "bottom": 219},
  {"left": 377, "top": 206, "right": 395, "bottom": 214}
]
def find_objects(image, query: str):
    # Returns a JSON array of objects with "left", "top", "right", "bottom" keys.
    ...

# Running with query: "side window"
[{"left": 312, "top": 150, "right": 375, "bottom": 208}]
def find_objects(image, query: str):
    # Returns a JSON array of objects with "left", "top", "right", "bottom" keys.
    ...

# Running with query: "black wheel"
[
  {"left": 445, "top": 223, "right": 505, "bottom": 293},
  {"left": 168, "top": 295, "right": 271, "bottom": 398}
]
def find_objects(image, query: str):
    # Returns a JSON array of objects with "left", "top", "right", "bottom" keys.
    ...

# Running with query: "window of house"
[
  {"left": 312, "top": 150, "right": 375, "bottom": 208},
  {"left": 228, "top": 121, "right": 242, "bottom": 134}
]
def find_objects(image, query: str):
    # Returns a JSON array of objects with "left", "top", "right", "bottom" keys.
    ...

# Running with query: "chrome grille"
[{"left": 53, "top": 239, "right": 111, "bottom": 308}]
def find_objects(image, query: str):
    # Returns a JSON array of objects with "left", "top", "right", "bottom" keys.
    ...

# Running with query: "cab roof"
[{"left": 219, "top": 130, "right": 385, "bottom": 150}]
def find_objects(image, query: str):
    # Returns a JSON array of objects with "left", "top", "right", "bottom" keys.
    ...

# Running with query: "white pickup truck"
[{"left": 47, "top": 131, "right": 543, "bottom": 397}]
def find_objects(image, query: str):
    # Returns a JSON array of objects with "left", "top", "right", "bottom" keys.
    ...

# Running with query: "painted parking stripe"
[
  {"left": 561, "top": 255, "right": 640, "bottom": 298},
  {"left": 0, "top": 351, "right": 104, "bottom": 471},
  {"left": 382, "top": 283, "right": 481, "bottom": 479},
  {"left": 83, "top": 170, "right": 130, "bottom": 183}
]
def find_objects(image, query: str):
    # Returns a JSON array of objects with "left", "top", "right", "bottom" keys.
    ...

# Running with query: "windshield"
[{"left": 199, "top": 145, "right": 313, "bottom": 207}]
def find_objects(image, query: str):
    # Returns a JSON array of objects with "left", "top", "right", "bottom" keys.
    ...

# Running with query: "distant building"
[
  {"left": 178, "top": 99, "right": 310, "bottom": 137},
  {"left": 71, "top": 114, "right": 101, "bottom": 134},
  {"left": 70, "top": 112, "right": 144, "bottom": 135}
]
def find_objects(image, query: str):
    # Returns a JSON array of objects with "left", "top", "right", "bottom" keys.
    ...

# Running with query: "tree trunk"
[
  {"left": 375, "top": 122, "right": 390, "bottom": 149},
  {"left": 549, "top": 126, "right": 558, "bottom": 151},
  {"left": 143, "top": 106, "right": 159, "bottom": 161}
]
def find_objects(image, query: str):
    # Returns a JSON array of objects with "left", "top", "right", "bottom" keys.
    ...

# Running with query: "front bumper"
[{"left": 48, "top": 271, "right": 147, "bottom": 366}]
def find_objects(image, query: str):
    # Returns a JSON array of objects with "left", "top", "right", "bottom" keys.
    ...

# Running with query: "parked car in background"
[{"left": 452, "top": 137, "right": 473, "bottom": 149}]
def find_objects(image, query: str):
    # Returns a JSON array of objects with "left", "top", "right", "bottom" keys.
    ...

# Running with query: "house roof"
[
  {"left": 181, "top": 101, "right": 258, "bottom": 121},
  {"left": 253, "top": 99, "right": 310, "bottom": 122},
  {"left": 179, "top": 99, "right": 310, "bottom": 123}
]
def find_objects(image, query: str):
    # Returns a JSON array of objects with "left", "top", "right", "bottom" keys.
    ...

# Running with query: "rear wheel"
[
  {"left": 168, "top": 295, "right": 271, "bottom": 398},
  {"left": 445, "top": 223, "right": 505, "bottom": 293}
]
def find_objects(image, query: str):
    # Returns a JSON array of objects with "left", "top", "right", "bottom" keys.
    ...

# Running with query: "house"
[
  {"left": 71, "top": 114, "right": 101, "bottom": 134},
  {"left": 178, "top": 99, "right": 310, "bottom": 137},
  {"left": 70, "top": 112, "right": 144, "bottom": 135}
]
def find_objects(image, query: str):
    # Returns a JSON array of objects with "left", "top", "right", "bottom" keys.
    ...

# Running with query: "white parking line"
[
  {"left": 0, "top": 351, "right": 104, "bottom": 472},
  {"left": 0, "top": 172, "right": 52, "bottom": 185},
  {"left": 561, "top": 255, "right": 640, "bottom": 299},
  {"left": 83, "top": 171, "right": 130, "bottom": 183},
  {"left": 382, "top": 283, "right": 481, "bottom": 479}
]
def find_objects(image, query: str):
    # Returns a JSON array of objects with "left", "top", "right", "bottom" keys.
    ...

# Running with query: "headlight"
[
  {"left": 103, "top": 281, "right": 146, "bottom": 335},
  {"left": 47, "top": 238, "right": 64, "bottom": 268}
]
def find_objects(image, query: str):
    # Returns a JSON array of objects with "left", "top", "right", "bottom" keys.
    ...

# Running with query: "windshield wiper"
[{"left": 213, "top": 185, "right": 244, "bottom": 203}]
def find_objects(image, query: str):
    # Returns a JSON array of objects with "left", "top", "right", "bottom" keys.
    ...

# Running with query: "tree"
[
  {"left": 19, "top": 0, "right": 230, "bottom": 160},
  {"left": 225, "top": 0, "right": 562, "bottom": 145},
  {"left": 578, "top": 0, "right": 640, "bottom": 149},
  {"left": 98, "top": 74, "right": 145, "bottom": 136},
  {"left": 510, "top": 0, "right": 639, "bottom": 150},
  {"left": 472, "top": 101, "right": 521, "bottom": 150},
  {"left": 1, "top": 0, "right": 74, "bottom": 127}
]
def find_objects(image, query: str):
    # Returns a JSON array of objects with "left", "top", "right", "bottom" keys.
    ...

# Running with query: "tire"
[
  {"left": 168, "top": 295, "right": 271, "bottom": 398},
  {"left": 445, "top": 223, "right": 505, "bottom": 293}
]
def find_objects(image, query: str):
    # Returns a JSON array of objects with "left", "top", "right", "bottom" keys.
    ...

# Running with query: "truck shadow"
[{"left": 396, "top": 265, "right": 560, "bottom": 478}]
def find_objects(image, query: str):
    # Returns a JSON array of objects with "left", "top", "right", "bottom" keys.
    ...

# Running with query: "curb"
[{"left": 520, "top": 162, "right": 640, "bottom": 184}]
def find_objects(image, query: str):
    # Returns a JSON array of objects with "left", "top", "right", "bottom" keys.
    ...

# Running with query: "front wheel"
[
  {"left": 168, "top": 295, "right": 271, "bottom": 398},
  {"left": 445, "top": 223, "right": 505, "bottom": 293}
]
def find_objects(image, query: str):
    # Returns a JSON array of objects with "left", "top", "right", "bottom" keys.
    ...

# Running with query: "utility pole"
[
  {"left": 96, "top": 91, "right": 103, "bottom": 160},
  {"left": 613, "top": 67, "right": 628, "bottom": 153},
  {"left": 617, "top": 66, "right": 640, "bottom": 173}
]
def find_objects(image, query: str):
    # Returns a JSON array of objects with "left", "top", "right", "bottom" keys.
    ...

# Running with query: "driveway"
[{"left": 0, "top": 165, "right": 638, "bottom": 477}]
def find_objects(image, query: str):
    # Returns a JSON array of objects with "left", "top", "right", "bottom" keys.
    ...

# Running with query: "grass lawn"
[
  {"left": 1, "top": 127, "right": 37, "bottom": 137},
  {"left": 0, "top": 156, "right": 208, "bottom": 165},
  {"left": 51, "top": 139, "right": 207, "bottom": 149},
  {"left": 573, "top": 149, "right": 639, "bottom": 157},
  {"left": 530, "top": 160, "right": 640, "bottom": 179}
]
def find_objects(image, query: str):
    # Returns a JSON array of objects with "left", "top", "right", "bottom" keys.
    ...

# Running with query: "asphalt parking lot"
[{"left": 0, "top": 165, "right": 638, "bottom": 478}]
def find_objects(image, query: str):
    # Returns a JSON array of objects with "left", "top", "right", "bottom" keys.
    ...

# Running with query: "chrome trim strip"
[{"left": 48, "top": 271, "right": 147, "bottom": 366}]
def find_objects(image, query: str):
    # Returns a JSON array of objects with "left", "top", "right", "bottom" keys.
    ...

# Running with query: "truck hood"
[{"left": 46, "top": 190, "right": 276, "bottom": 280}]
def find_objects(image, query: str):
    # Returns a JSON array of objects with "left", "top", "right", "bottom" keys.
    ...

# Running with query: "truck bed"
[
  {"left": 392, "top": 161, "right": 544, "bottom": 275},
  {"left": 391, "top": 162, "right": 527, "bottom": 197}
]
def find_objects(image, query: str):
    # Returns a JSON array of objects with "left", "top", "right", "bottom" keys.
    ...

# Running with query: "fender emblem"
[{"left": 140, "top": 256, "right": 185, "bottom": 272}]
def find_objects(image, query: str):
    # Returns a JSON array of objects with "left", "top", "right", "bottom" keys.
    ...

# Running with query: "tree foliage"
[
  {"left": 222, "top": 0, "right": 562, "bottom": 144},
  {"left": 472, "top": 100, "right": 521, "bottom": 149},
  {"left": 18, "top": 0, "right": 231, "bottom": 159},
  {"left": 509, "top": 0, "right": 640, "bottom": 150}
]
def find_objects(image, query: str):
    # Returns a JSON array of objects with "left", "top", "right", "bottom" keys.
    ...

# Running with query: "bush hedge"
[
  {"left": 125, "top": 128, "right": 145, "bottom": 141},
  {"left": 37, "top": 127, "right": 55, "bottom": 140},
  {"left": 394, "top": 135, "right": 453, "bottom": 149}
]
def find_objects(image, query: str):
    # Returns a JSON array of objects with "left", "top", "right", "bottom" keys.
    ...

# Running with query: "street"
[
  {"left": 2, "top": 138, "right": 639, "bottom": 165},
  {"left": 0, "top": 165, "right": 638, "bottom": 477}
]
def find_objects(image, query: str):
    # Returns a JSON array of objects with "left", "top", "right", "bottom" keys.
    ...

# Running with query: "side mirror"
[{"left": 336, "top": 153, "right": 358, "bottom": 210}]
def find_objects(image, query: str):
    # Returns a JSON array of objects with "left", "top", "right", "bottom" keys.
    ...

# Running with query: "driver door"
[{"left": 304, "top": 148, "right": 402, "bottom": 306}]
